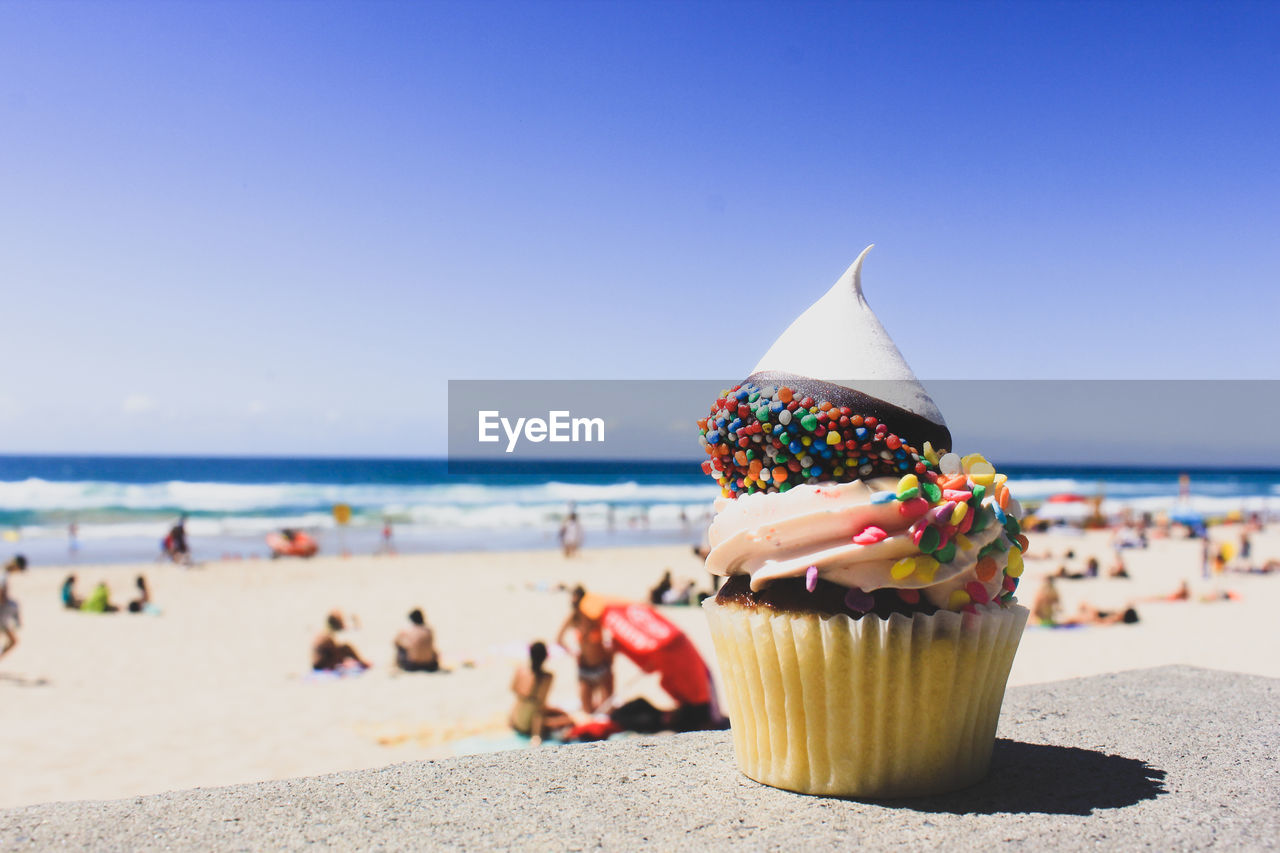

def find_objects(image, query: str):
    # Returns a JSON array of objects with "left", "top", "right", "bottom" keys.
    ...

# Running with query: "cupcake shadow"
[{"left": 870, "top": 739, "right": 1167, "bottom": 816}]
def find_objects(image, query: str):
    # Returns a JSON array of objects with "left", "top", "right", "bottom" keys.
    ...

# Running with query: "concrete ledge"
[{"left": 3, "top": 666, "right": 1277, "bottom": 850}]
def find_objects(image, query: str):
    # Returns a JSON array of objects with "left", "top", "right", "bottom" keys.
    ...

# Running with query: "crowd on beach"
[
  {"left": 1, "top": 556, "right": 160, "bottom": 662},
  {"left": 310, "top": 579, "right": 725, "bottom": 748},
  {"left": 1024, "top": 513, "right": 1271, "bottom": 628},
  {"left": 309, "top": 607, "right": 441, "bottom": 674},
  {"left": 60, "top": 572, "right": 156, "bottom": 614}
]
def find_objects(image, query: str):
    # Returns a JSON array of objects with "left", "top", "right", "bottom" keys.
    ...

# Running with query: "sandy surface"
[
  {"left": 5, "top": 667, "right": 1275, "bottom": 850},
  {"left": 1, "top": 526, "right": 1278, "bottom": 808}
]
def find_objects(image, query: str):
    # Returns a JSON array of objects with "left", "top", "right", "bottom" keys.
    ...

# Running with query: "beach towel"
[{"left": 448, "top": 732, "right": 533, "bottom": 757}]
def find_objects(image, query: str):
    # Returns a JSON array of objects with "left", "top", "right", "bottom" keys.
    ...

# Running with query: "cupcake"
[{"left": 699, "top": 246, "right": 1029, "bottom": 798}]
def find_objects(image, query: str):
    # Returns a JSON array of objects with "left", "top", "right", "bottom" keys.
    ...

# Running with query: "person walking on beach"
[
  {"left": 378, "top": 518, "right": 397, "bottom": 556},
  {"left": 509, "top": 641, "right": 574, "bottom": 745},
  {"left": 0, "top": 556, "right": 27, "bottom": 661},
  {"left": 164, "top": 515, "right": 192, "bottom": 566},
  {"left": 558, "top": 511, "right": 583, "bottom": 558},
  {"left": 556, "top": 585, "right": 614, "bottom": 713},
  {"left": 312, "top": 611, "right": 371, "bottom": 672},
  {"left": 393, "top": 608, "right": 439, "bottom": 672}
]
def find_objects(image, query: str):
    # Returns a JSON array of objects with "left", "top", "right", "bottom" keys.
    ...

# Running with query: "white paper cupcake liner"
[{"left": 703, "top": 598, "right": 1028, "bottom": 798}]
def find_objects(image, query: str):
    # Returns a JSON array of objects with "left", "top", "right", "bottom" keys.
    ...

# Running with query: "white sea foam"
[
  {"left": 0, "top": 478, "right": 720, "bottom": 514},
  {"left": 3, "top": 473, "right": 1277, "bottom": 553}
]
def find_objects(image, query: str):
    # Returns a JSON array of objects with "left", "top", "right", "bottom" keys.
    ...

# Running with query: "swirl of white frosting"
[{"left": 704, "top": 477, "right": 1017, "bottom": 610}]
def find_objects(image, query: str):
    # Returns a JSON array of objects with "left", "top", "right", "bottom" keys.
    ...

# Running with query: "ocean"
[{"left": 1, "top": 455, "right": 1278, "bottom": 566}]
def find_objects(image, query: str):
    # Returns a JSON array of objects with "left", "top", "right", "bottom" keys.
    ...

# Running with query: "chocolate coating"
[
  {"left": 715, "top": 574, "right": 939, "bottom": 621},
  {"left": 746, "top": 371, "right": 951, "bottom": 454}
]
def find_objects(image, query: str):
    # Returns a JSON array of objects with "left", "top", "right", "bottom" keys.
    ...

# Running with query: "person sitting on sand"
[
  {"left": 662, "top": 579, "right": 696, "bottom": 606},
  {"left": 80, "top": 581, "right": 119, "bottom": 613},
  {"left": 1109, "top": 554, "right": 1130, "bottom": 579},
  {"left": 61, "top": 574, "right": 81, "bottom": 609},
  {"left": 393, "top": 608, "right": 439, "bottom": 673},
  {"left": 1031, "top": 575, "right": 1061, "bottom": 625},
  {"left": 649, "top": 570, "right": 673, "bottom": 605},
  {"left": 509, "top": 641, "right": 574, "bottom": 746},
  {"left": 126, "top": 575, "right": 151, "bottom": 614},
  {"left": 312, "top": 611, "right": 371, "bottom": 672},
  {"left": 557, "top": 586, "right": 614, "bottom": 713}
]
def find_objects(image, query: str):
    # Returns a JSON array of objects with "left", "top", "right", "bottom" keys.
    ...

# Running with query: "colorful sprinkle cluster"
[
  {"left": 860, "top": 449, "right": 1025, "bottom": 612},
  {"left": 698, "top": 383, "right": 928, "bottom": 497}
]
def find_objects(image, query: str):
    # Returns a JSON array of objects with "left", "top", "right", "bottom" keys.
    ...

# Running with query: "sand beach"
[{"left": 2, "top": 525, "right": 1278, "bottom": 809}]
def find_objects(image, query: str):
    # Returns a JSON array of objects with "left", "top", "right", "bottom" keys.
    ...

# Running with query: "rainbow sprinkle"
[{"left": 697, "top": 383, "right": 928, "bottom": 497}]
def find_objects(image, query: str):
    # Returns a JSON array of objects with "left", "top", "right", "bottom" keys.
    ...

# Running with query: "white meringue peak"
[{"left": 749, "top": 245, "right": 946, "bottom": 429}]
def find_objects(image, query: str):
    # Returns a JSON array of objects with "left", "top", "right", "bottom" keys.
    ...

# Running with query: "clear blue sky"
[{"left": 2, "top": 0, "right": 1277, "bottom": 456}]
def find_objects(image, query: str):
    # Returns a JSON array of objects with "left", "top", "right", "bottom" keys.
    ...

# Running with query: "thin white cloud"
[{"left": 122, "top": 393, "right": 158, "bottom": 415}]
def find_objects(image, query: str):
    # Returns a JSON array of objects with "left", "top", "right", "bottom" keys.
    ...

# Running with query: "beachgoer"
[
  {"left": 1065, "top": 602, "right": 1140, "bottom": 626},
  {"left": 379, "top": 518, "right": 397, "bottom": 556},
  {"left": 68, "top": 521, "right": 79, "bottom": 558},
  {"left": 1031, "top": 575, "right": 1060, "bottom": 625},
  {"left": 394, "top": 608, "right": 439, "bottom": 672},
  {"left": 165, "top": 515, "right": 191, "bottom": 565},
  {"left": 662, "top": 579, "right": 695, "bottom": 606},
  {"left": 126, "top": 575, "right": 151, "bottom": 614},
  {"left": 1109, "top": 554, "right": 1130, "bottom": 579},
  {"left": 509, "top": 641, "right": 574, "bottom": 745},
  {"left": 559, "top": 512, "right": 583, "bottom": 558},
  {"left": 556, "top": 586, "right": 613, "bottom": 713},
  {"left": 1085, "top": 556, "right": 1100, "bottom": 578},
  {"left": 311, "top": 611, "right": 370, "bottom": 672},
  {"left": 1240, "top": 531, "right": 1252, "bottom": 562},
  {"left": 80, "top": 581, "right": 118, "bottom": 613},
  {"left": 61, "top": 574, "right": 81, "bottom": 609},
  {"left": 649, "top": 570, "right": 673, "bottom": 605},
  {"left": 0, "top": 556, "right": 27, "bottom": 660}
]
